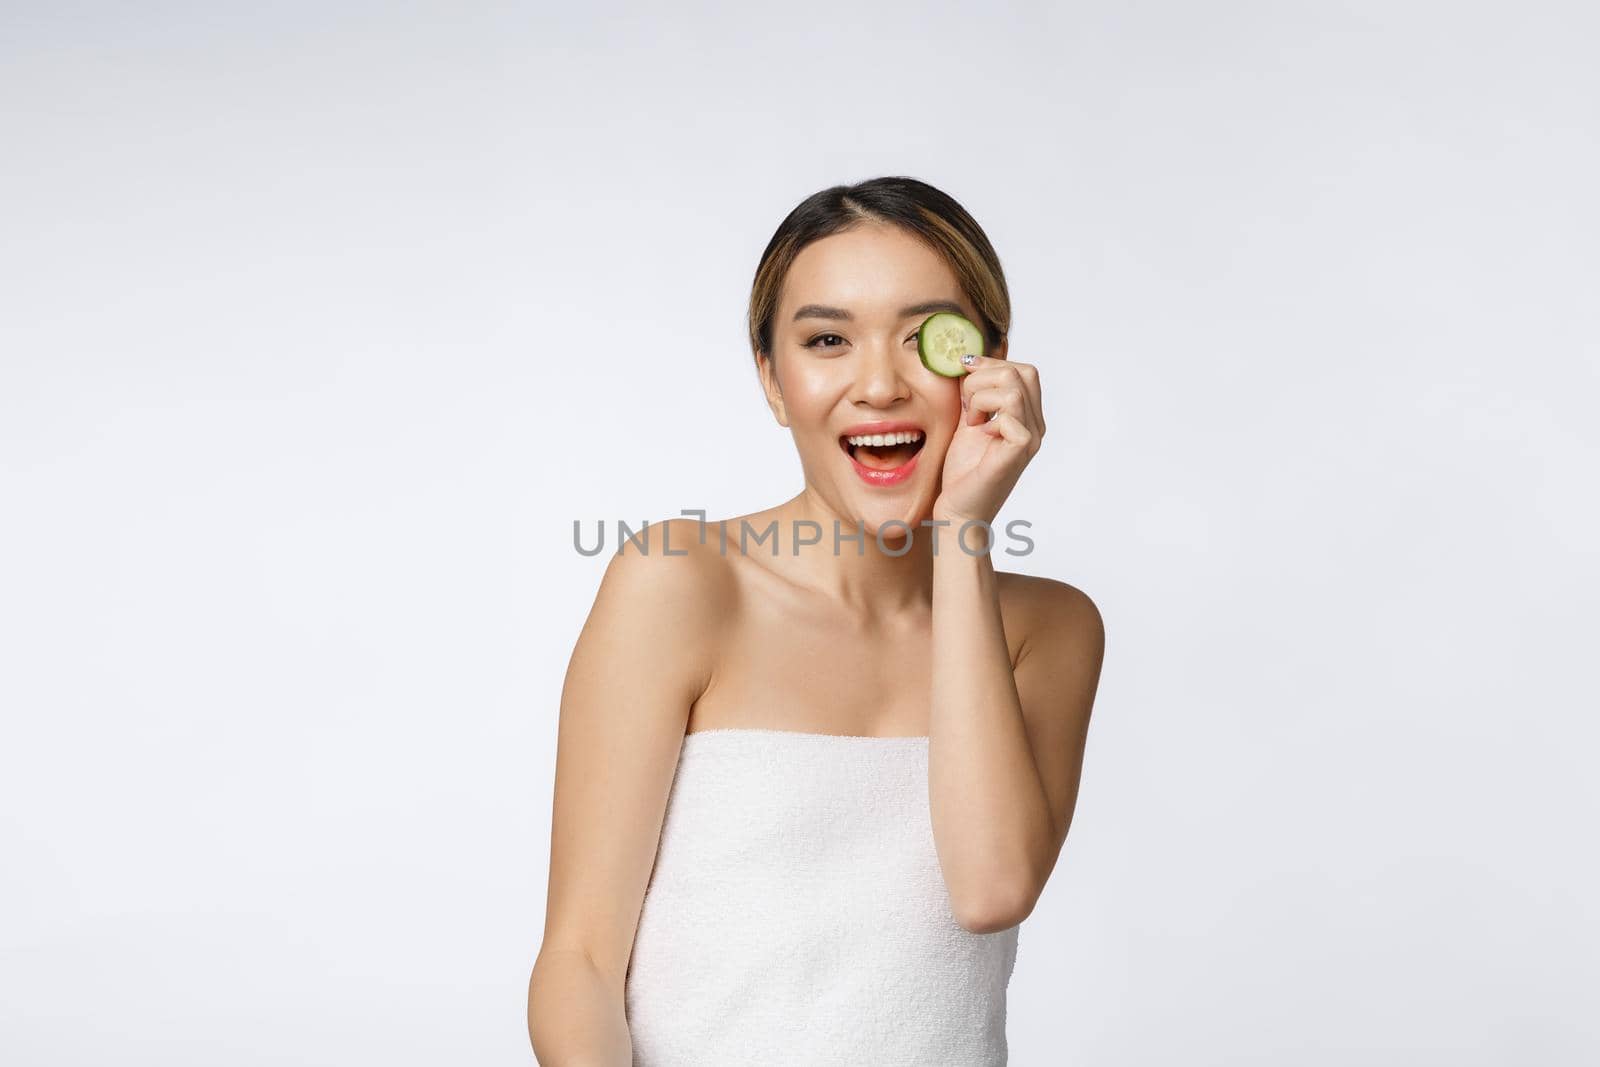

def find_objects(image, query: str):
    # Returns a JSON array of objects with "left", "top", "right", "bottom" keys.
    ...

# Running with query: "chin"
[{"left": 849, "top": 497, "right": 934, "bottom": 543}]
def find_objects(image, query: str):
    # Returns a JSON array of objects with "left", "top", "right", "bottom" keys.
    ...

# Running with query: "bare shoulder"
[
  {"left": 588, "top": 518, "right": 736, "bottom": 684},
  {"left": 601, "top": 518, "right": 735, "bottom": 621},
  {"left": 995, "top": 571, "right": 1105, "bottom": 670}
]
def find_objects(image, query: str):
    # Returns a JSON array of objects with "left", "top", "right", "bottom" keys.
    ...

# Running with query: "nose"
[{"left": 850, "top": 339, "right": 912, "bottom": 408}]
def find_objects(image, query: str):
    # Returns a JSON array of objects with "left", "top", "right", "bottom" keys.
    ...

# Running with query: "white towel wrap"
[{"left": 623, "top": 728, "right": 1020, "bottom": 1066}]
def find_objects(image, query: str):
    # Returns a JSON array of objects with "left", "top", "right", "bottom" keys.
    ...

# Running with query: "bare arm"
[
  {"left": 927, "top": 541, "right": 1105, "bottom": 934},
  {"left": 527, "top": 519, "right": 724, "bottom": 1065}
]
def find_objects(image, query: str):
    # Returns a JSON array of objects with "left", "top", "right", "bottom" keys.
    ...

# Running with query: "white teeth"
[{"left": 845, "top": 430, "right": 923, "bottom": 447}]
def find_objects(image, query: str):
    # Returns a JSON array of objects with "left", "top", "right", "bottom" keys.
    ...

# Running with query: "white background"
[{"left": 3, "top": 2, "right": 1596, "bottom": 1064}]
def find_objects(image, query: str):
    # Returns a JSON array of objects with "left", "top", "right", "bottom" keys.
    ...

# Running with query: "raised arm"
[{"left": 527, "top": 519, "right": 725, "bottom": 1066}]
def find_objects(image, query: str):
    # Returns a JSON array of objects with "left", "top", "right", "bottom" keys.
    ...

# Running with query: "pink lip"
[{"left": 847, "top": 446, "right": 921, "bottom": 487}]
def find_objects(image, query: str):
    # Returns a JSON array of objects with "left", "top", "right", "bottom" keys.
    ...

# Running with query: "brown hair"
[{"left": 746, "top": 176, "right": 1011, "bottom": 373}]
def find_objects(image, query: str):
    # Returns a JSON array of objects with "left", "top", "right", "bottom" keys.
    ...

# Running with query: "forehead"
[{"left": 780, "top": 225, "right": 964, "bottom": 316}]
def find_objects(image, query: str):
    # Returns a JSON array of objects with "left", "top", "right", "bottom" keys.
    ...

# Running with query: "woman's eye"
[{"left": 804, "top": 333, "right": 920, "bottom": 349}]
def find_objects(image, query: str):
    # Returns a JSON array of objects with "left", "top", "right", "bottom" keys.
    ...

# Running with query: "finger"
[
  {"left": 979, "top": 409, "right": 1034, "bottom": 451},
  {"left": 958, "top": 351, "right": 1006, "bottom": 384},
  {"left": 966, "top": 385, "right": 1028, "bottom": 429},
  {"left": 1010, "top": 361, "right": 1045, "bottom": 437},
  {"left": 958, "top": 352, "right": 1009, "bottom": 397},
  {"left": 963, "top": 356, "right": 1042, "bottom": 437},
  {"left": 959, "top": 362, "right": 1008, "bottom": 421},
  {"left": 992, "top": 361, "right": 1042, "bottom": 438}
]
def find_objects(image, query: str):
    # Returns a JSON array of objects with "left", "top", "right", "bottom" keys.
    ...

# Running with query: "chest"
[
  {"left": 705, "top": 620, "right": 933, "bottom": 731},
  {"left": 687, "top": 574, "right": 1023, "bottom": 735}
]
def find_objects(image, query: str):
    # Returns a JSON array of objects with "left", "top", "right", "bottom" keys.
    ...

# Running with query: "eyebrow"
[{"left": 791, "top": 299, "right": 968, "bottom": 322}]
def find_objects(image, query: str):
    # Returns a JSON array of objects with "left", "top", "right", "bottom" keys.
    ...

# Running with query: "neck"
[{"left": 763, "top": 487, "right": 936, "bottom": 617}]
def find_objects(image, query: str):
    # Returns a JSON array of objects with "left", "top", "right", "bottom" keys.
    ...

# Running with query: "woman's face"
[{"left": 759, "top": 224, "right": 998, "bottom": 539}]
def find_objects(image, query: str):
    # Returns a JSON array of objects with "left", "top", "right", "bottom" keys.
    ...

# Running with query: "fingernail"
[{"left": 960, "top": 353, "right": 977, "bottom": 367}]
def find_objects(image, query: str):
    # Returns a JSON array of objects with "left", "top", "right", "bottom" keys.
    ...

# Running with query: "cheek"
[
  {"left": 933, "top": 382, "right": 963, "bottom": 424},
  {"left": 930, "top": 386, "right": 963, "bottom": 453},
  {"left": 778, "top": 366, "right": 846, "bottom": 423}
]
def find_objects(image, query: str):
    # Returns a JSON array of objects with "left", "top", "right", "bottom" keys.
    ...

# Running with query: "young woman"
[{"left": 527, "top": 176, "right": 1105, "bottom": 1066}]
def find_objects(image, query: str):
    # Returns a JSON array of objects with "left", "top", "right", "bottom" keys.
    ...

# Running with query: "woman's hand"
[{"left": 932, "top": 352, "right": 1046, "bottom": 528}]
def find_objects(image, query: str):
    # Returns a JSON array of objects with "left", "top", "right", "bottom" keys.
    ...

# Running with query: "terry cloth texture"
[{"left": 623, "top": 728, "right": 1020, "bottom": 1066}]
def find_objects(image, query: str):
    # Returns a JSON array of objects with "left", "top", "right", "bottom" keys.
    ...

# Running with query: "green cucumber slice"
[{"left": 917, "top": 312, "right": 985, "bottom": 377}]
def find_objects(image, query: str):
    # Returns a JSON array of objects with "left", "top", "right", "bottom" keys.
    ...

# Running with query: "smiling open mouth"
[{"left": 838, "top": 430, "right": 926, "bottom": 471}]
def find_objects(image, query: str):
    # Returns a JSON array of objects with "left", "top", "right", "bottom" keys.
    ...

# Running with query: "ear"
[{"left": 757, "top": 351, "right": 789, "bottom": 428}]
